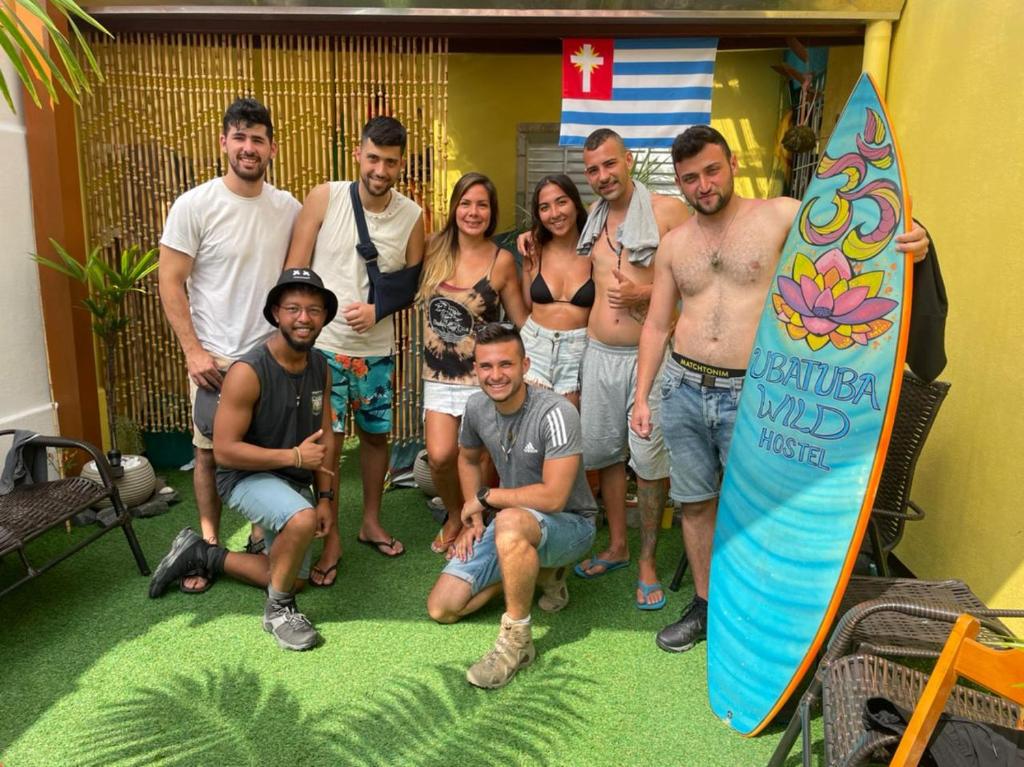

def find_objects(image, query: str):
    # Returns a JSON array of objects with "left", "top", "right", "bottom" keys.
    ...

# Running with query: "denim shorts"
[
  {"left": 442, "top": 508, "right": 596, "bottom": 595},
  {"left": 659, "top": 355, "right": 744, "bottom": 504},
  {"left": 226, "top": 473, "right": 314, "bottom": 579},
  {"left": 318, "top": 350, "right": 394, "bottom": 434},
  {"left": 422, "top": 380, "right": 478, "bottom": 418},
  {"left": 521, "top": 317, "right": 588, "bottom": 395}
]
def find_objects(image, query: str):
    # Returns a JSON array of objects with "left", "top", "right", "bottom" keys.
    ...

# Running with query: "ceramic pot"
[{"left": 81, "top": 453, "right": 157, "bottom": 508}]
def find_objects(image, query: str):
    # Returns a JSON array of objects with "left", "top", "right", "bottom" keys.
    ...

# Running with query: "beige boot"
[
  {"left": 537, "top": 566, "right": 569, "bottom": 613},
  {"left": 466, "top": 613, "right": 536, "bottom": 689}
]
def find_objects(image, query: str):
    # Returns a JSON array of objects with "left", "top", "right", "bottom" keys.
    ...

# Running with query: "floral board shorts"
[{"left": 318, "top": 351, "right": 394, "bottom": 434}]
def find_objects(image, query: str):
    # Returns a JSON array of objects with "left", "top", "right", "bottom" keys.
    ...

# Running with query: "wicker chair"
[
  {"left": 888, "top": 613, "right": 1024, "bottom": 766},
  {"left": 864, "top": 372, "right": 950, "bottom": 577},
  {"left": 821, "top": 650, "right": 1020, "bottom": 767},
  {"left": 767, "top": 592, "right": 1024, "bottom": 767},
  {"left": 0, "top": 431, "right": 150, "bottom": 598}
]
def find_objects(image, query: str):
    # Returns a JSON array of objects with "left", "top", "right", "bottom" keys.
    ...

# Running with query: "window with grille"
[{"left": 515, "top": 123, "right": 682, "bottom": 229}]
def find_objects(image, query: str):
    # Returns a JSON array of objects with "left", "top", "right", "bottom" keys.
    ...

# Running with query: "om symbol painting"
[{"left": 773, "top": 108, "right": 902, "bottom": 353}]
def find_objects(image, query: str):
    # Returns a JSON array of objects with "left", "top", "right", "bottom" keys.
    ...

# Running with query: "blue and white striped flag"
[{"left": 560, "top": 37, "right": 718, "bottom": 149}]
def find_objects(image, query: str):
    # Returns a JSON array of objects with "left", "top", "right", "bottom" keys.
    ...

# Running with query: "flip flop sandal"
[
  {"left": 636, "top": 580, "right": 667, "bottom": 611},
  {"left": 573, "top": 557, "right": 630, "bottom": 579},
  {"left": 243, "top": 533, "right": 266, "bottom": 555},
  {"left": 309, "top": 563, "right": 339, "bottom": 588},
  {"left": 357, "top": 536, "right": 405, "bottom": 558},
  {"left": 430, "top": 526, "right": 460, "bottom": 555}
]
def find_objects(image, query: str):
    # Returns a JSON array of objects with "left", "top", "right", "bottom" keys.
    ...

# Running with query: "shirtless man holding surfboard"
[{"left": 631, "top": 125, "right": 929, "bottom": 653}]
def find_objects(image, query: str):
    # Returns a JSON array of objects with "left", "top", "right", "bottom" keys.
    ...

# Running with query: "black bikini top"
[{"left": 529, "top": 252, "right": 595, "bottom": 309}]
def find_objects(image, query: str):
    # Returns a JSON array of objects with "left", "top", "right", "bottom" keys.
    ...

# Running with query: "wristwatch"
[
  {"left": 476, "top": 487, "right": 495, "bottom": 511},
  {"left": 317, "top": 490, "right": 335, "bottom": 501}
]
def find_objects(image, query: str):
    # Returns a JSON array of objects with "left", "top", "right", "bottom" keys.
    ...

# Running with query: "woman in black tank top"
[
  {"left": 520, "top": 175, "right": 593, "bottom": 409},
  {"left": 417, "top": 172, "right": 528, "bottom": 555}
]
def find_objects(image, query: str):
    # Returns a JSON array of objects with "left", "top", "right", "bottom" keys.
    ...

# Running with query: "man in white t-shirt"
[
  {"left": 159, "top": 98, "right": 301, "bottom": 593},
  {"left": 285, "top": 116, "right": 425, "bottom": 584}
]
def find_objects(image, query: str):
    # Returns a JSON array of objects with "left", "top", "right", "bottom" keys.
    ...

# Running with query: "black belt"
[{"left": 671, "top": 351, "right": 746, "bottom": 381}]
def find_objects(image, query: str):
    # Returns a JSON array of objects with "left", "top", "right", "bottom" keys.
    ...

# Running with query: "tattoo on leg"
[{"left": 637, "top": 483, "right": 663, "bottom": 560}]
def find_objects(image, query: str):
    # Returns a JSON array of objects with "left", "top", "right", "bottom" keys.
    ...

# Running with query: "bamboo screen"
[{"left": 76, "top": 33, "right": 449, "bottom": 447}]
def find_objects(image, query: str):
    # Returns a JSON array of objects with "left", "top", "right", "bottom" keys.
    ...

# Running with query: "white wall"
[{"left": 0, "top": 57, "right": 58, "bottom": 435}]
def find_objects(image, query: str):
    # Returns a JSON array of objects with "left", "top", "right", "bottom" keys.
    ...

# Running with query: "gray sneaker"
[
  {"left": 537, "top": 566, "right": 569, "bottom": 613},
  {"left": 466, "top": 613, "right": 536, "bottom": 689},
  {"left": 262, "top": 600, "right": 321, "bottom": 651}
]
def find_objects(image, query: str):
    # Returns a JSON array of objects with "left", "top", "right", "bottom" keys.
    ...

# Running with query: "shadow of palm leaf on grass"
[{"left": 76, "top": 659, "right": 596, "bottom": 767}]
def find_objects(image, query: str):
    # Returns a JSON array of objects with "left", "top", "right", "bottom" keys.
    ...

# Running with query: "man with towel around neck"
[{"left": 521, "top": 128, "right": 689, "bottom": 610}]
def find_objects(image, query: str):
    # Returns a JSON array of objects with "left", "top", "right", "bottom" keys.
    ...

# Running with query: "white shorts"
[{"left": 422, "top": 380, "right": 478, "bottom": 418}]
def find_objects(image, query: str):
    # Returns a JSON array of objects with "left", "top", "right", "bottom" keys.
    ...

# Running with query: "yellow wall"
[
  {"left": 446, "top": 49, "right": 784, "bottom": 231},
  {"left": 708, "top": 50, "right": 786, "bottom": 200},
  {"left": 447, "top": 54, "right": 562, "bottom": 232},
  {"left": 887, "top": 0, "right": 1024, "bottom": 612}
]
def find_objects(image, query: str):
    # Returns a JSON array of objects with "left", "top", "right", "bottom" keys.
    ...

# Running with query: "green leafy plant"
[
  {"left": 0, "top": 0, "right": 109, "bottom": 113},
  {"left": 631, "top": 148, "right": 669, "bottom": 186},
  {"left": 33, "top": 240, "right": 159, "bottom": 456}
]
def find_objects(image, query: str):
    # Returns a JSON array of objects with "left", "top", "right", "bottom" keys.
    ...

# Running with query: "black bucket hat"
[{"left": 262, "top": 267, "right": 339, "bottom": 327}]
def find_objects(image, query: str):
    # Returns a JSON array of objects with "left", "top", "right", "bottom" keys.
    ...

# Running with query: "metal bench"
[{"left": 0, "top": 430, "right": 150, "bottom": 598}]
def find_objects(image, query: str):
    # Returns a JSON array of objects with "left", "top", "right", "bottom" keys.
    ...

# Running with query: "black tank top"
[
  {"left": 529, "top": 251, "right": 595, "bottom": 308},
  {"left": 216, "top": 343, "right": 327, "bottom": 499}
]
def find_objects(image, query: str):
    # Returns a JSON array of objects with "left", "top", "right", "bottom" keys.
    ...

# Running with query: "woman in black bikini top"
[{"left": 520, "top": 174, "right": 593, "bottom": 409}]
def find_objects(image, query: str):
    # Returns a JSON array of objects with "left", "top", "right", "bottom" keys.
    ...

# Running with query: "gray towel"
[
  {"left": 0, "top": 430, "right": 48, "bottom": 495},
  {"left": 576, "top": 180, "right": 661, "bottom": 267}
]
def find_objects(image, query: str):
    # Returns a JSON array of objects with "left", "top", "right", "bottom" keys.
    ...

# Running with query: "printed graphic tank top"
[{"left": 422, "top": 248, "right": 502, "bottom": 386}]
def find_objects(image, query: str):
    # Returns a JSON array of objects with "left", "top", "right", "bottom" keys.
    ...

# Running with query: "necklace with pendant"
[
  {"left": 696, "top": 207, "right": 740, "bottom": 271},
  {"left": 494, "top": 388, "right": 529, "bottom": 460}
]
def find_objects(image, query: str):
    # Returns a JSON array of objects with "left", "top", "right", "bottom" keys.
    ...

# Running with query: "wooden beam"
[{"left": 19, "top": 3, "right": 102, "bottom": 446}]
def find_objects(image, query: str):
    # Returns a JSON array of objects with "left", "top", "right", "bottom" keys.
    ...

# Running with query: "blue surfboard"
[{"left": 706, "top": 73, "right": 913, "bottom": 736}]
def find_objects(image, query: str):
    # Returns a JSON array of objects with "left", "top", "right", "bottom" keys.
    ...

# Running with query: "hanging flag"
[{"left": 560, "top": 37, "right": 718, "bottom": 149}]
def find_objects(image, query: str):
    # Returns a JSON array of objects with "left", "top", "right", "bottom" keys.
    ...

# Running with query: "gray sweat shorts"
[{"left": 579, "top": 337, "right": 669, "bottom": 480}]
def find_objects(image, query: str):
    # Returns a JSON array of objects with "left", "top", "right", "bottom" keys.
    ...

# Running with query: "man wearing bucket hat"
[{"left": 149, "top": 268, "right": 337, "bottom": 652}]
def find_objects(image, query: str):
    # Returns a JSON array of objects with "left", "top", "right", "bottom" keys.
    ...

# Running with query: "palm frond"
[{"left": 0, "top": 0, "right": 108, "bottom": 113}]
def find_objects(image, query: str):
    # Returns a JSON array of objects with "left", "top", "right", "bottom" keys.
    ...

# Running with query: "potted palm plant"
[{"left": 34, "top": 240, "right": 160, "bottom": 505}]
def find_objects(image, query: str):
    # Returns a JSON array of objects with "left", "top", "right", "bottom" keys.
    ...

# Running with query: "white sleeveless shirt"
[{"left": 312, "top": 181, "right": 422, "bottom": 357}]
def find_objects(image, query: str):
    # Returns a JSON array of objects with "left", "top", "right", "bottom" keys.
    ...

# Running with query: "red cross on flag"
[{"left": 562, "top": 38, "right": 613, "bottom": 100}]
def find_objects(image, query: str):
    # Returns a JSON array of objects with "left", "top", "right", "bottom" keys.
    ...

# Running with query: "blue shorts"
[
  {"left": 226, "top": 473, "right": 315, "bottom": 580},
  {"left": 659, "top": 356, "right": 744, "bottom": 504},
  {"left": 442, "top": 508, "right": 596, "bottom": 595},
  {"left": 521, "top": 317, "right": 588, "bottom": 395},
  {"left": 318, "top": 350, "right": 394, "bottom": 434}
]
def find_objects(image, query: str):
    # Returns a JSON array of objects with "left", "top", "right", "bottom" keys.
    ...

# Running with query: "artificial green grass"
[{"left": 0, "top": 451, "right": 818, "bottom": 766}]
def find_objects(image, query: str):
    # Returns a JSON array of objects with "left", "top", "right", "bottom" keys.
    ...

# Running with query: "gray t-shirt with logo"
[{"left": 459, "top": 385, "right": 597, "bottom": 520}]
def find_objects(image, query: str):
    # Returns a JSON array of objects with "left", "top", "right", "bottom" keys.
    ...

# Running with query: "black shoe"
[
  {"left": 148, "top": 528, "right": 212, "bottom": 598},
  {"left": 655, "top": 597, "right": 707, "bottom": 653}
]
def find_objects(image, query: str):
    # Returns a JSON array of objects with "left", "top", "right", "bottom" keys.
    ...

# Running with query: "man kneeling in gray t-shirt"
[{"left": 427, "top": 323, "right": 597, "bottom": 689}]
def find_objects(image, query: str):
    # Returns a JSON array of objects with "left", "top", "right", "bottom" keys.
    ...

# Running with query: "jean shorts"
[
  {"left": 521, "top": 317, "right": 588, "bottom": 395},
  {"left": 226, "top": 473, "right": 315, "bottom": 579},
  {"left": 442, "top": 508, "right": 596, "bottom": 595},
  {"left": 422, "top": 380, "right": 478, "bottom": 418},
  {"left": 659, "top": 355, "right": 744, "bottom": 504}
]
